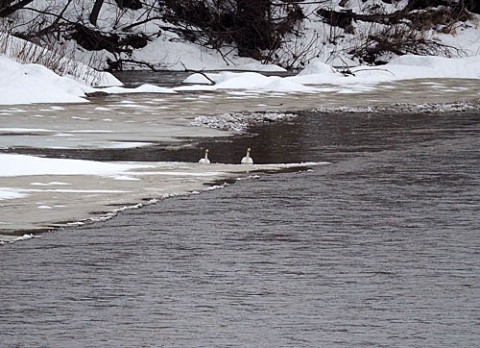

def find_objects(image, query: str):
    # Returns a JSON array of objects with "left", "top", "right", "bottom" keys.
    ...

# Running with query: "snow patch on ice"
[
  {"left": 0, "top": 128, "right": 51, "bottom": 133},
  {"left": 0, "top": 188, "right": 28, "bottom": 201},
  {"left": 0, "top": 154, "right": 153, "bottom": 177}
]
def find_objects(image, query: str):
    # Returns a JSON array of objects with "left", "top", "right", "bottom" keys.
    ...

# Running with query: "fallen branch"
[
  {"left": 181, "top": 62, "right": 215, "bottom": 85},
  {"left": 350, "top": 68, "right": 395, "bottom": 76}
]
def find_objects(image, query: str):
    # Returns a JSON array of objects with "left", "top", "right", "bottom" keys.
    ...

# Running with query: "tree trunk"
[{"left": 89, "top": 0, "right": 104, "bottom": 26}]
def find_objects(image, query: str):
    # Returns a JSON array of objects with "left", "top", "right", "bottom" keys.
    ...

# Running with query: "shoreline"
[{"left": 0, "top": 162, "right": 324, "bottom": 244}]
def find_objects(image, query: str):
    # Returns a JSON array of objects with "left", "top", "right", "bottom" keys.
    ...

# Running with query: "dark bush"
[
  {"left": 162, "top": 0, "right": 301, "bottom": 59},
  {"left": 115, "top": 0, "right": 142, "bottom": 10},
  {"left": 70, "top": 24, "right": 147, "bottom": 53}
]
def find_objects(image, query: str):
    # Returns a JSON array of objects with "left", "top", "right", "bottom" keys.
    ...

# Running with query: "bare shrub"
[
  {"left": 273, "top": 32, "right": 321, "bottom": 70},
  {"left": 350, "top": 24, "right": 459, "bottom": 64},
  {"left": 162, "top": 0, "right": 303, "bottom": 61}
]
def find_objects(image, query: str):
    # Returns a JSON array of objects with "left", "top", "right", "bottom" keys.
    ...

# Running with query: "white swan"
[
  {"left": 241, "top": 148, "right": 254, "bottom": 165},
  {"left": 199, "top": 149, "right": 210, "bottom": 164}
]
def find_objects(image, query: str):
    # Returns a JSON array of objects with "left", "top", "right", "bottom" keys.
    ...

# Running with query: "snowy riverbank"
[{"left": 2, "top": 53, "right": 480, "bottom": 105}]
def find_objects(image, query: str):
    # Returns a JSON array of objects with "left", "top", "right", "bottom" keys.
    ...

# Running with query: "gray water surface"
[{"left": 1, "top": 110, "right": 480, "bottom": 347}]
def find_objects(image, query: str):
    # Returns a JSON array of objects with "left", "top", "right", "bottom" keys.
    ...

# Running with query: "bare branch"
[{"left": 181, "top": 62, "right": 216, "bottom": 85}]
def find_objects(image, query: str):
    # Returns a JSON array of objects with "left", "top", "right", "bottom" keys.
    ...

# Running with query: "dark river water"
[{"left": 1, "top": 109, "right": 480, "bottom": 347}]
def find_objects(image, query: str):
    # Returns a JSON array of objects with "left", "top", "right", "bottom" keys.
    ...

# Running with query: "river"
[{"left": 1, "top": 85, "right": 479, "bottom": 347}]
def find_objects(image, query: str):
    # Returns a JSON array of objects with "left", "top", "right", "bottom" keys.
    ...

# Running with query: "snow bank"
[
  {"left": 129, "top": 30, "right": 286, "bottom": 71},
  {"left": 0, "top": 56, "right": 92, "bottom": 105},
  {"left": 0, "top": 54, "right": 177, "bottom": 104},
  {"left": 0, "top": 30, "right": 125, "bottom": 104},
  {"left": 212, "top": 72, "right": 315, "bottom": 92},
  {"left": 179, "top": 55, "right": 480, "bottom": 94},
  {"left": 297, "top": 59, "right": 339, "bottom": 76},
  {"left": 71, "top": 63, "right": 122, "bottom": 87},
  {"left": 384, "top": 55, "right": 480, "bottom": 79},
  {"left": 298, "top": 54, "right": 480, "bottom": 82},
  {"left": 2, "top": 50, "right": 480, "bottom": 105}
]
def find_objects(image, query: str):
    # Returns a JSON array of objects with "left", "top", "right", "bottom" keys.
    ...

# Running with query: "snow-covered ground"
[
  {"left": 2, "top": 53, "right": 480, "bottom": 105},
  {"left": 15, "top": 0, "right": 475, "bottom": 71}
]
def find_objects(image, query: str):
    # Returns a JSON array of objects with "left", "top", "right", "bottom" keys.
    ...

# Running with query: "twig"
[
  {"left": 351, "top": 68, "right": 395, "bottom": 76},
  {"left": 121, "top": 16, "right": 164, "bottom": 32},
  {"left": 181, "top": 63, "right": 215, "bottom": 85}
]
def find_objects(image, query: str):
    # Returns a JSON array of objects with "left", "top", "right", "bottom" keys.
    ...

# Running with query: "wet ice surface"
[
  {"left": 1, "top": 106, "right": 479, "bottom": 347},
  {"left": 0, "top": 160, "right": 319, "bottom": 236}
]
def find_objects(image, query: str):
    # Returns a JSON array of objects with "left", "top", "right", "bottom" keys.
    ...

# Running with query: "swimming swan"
[
  {"left": 241, "top": 148, "right": 254, "bottom": 165},
  {"left": 199, "top": 149, "right": 210, "bottom": 164}
]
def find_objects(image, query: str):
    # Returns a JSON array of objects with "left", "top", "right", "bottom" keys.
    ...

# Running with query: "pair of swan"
[{"left": 199, "top": 148, "right": 254, "bottom": 165}]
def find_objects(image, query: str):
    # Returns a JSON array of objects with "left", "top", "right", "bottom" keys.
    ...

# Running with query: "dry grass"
[{"left": 1, "top": 20, "right": 103, "bottom": 86}]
